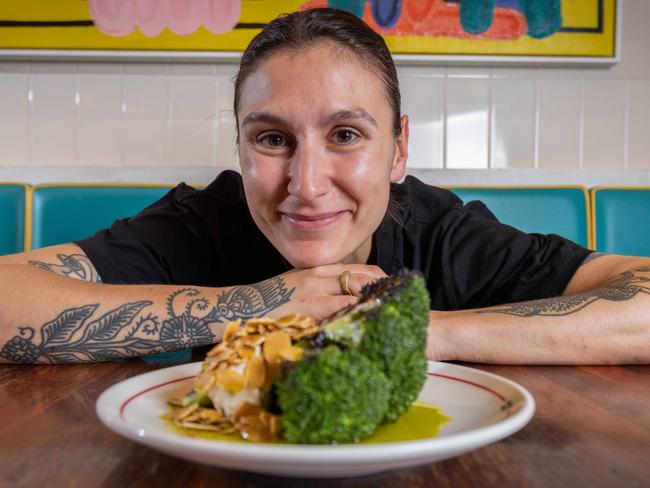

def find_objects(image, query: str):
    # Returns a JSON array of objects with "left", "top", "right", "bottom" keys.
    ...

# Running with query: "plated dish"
[{"left": 96, "top": 360, "right": 535, "bottom": 478}]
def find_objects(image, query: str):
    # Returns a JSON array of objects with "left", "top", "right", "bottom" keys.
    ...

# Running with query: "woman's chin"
[{"left": 283, "top": 250, "right": 344, "bottom": 269}]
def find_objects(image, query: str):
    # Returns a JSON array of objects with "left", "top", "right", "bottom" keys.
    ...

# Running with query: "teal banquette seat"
[
  {"left": 0, "top": 183, "right": 27, "bottom": 256},
  {"left": 31, "top": 185, "right": 174, "bottom": 249},
  {"left": 592, "top": 188, "right": 650, "bottom": 256},
  {"left": 447, "top": 186, "right": 591, "bottom": 248}
]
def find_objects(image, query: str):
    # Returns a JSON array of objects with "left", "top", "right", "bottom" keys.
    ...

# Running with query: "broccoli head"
[
  {"left": 275, "top": 346, "right": 390, "bottom": 444},
  {"left": 320, "top": 270, "right": 430, "bottom": 422}
]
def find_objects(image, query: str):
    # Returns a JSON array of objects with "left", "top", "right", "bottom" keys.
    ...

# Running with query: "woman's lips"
[{"left": 281, "top": 211, "right": 347, "bottom": 231}]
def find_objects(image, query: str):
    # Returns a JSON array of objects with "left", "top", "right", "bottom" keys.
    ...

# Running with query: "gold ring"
[{"left": 340, "top": 270, "right": 353, "bottom": 296}]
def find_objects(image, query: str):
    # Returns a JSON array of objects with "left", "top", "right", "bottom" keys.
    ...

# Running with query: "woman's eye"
[
  {"left": 333, "top": 129, "right": 359, "bottom": 144},
  {"left": 258, "top": 133, "right": 287, "bottom": 148}
]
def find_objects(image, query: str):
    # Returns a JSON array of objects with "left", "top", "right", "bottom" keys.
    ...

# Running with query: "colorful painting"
[{"left": 0, "top": 0, "right": 618, "bottom": 61}]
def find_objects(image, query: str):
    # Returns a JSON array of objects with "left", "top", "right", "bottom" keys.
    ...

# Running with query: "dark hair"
[{"left": 233, "top": 8, "right": 402, "bottom": 137}]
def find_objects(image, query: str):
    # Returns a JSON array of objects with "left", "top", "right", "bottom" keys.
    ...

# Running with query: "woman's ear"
[{"left": 390, "top": 115, "right": 409, "bottom": 183}]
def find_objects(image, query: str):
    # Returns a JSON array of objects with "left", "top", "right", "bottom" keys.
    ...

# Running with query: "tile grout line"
[
  {"left": 74, "top": 62, "right": 80, "bottom": 167},
  {"left": 120, "top": 63, "right": 126, "bottom": 166},
  {"left": 622, "top": 80, "right": 630, "bottom": 170},
  {"left": 27, "top": 61, "right": 33, "bottom": 166},
  {"left": 442, "top": 67, "right": 448, "bottom": 169},
  {"left": 166, "top": 64, "right": 172, "bottom": 167},
  {"left": 211, "top": 64, "right": 218, "bottom": 169},
  {"left": 533, "top": 69, "right": 540, "bottom": 170},
  {"left": 578, "top": 72, "right": 585, "bottom": 170},
  {"left": 487, "top": 68, "right": 493, "bottom": 170}
]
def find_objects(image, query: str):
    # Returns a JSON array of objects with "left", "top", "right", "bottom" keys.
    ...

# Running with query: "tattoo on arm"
[
  {"left": 0, "top": 277, "right": 295, "bottom": 364},
  {"left": 478, "top": 267, "right": 650, "bottom": 317},
  {"left": 582, "top": 252, "right": 607, "bottom": 265},
  {"left": 29, "top": 254, "right": 103, "bottom": 283}
]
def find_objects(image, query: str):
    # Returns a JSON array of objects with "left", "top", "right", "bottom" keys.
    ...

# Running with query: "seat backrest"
[
  {"left": 447, "top": 186, "right": 591, "bottom": 248},
  {"left": 30, "top": 185, "right": 174, "bottom": 249},
  {"left": 0, "top": 183, "right": 27, "bottom": 256},
  {"left": 592, "top": 187, "right": 650, "bottom": 256}
]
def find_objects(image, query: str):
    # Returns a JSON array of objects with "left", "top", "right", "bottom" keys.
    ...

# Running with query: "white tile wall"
[
  {"left": 0, "top": 64, "right": 29, "bottom": 167},
  {"left": 78, "top": 63, "right": 123, "bottom": 166},
  {"left": 0, "top": 1, "right": 650, "bottom": 182},
  {"left": 30, "top": 63, "right": 78, "bottom": 166},
  {"left": 582, "top": 80, "right": 627, "bottom": 170},
  {"left": 627, "top": 81, "right": 650, "bottom": 170},
  {"left": 169, "top": 65, "right": 218, "bottom": 167},
  {"left": 398, "top": 68, "right": 444, "bottom": 169},
  {"left": 446, "top": 69, "right": 490, "bottom": 169},
  {"left": 123, "top": 64, "right": 170, "bottom": 166},
  {"left": 491, "top": 75, "right": 536, "bottom": 169},
  {"left": 537, "top": 73, "right": 582, "bottom": 170}
]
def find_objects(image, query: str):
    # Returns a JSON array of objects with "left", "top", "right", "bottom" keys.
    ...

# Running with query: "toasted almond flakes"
[
  {"left": 223, "top": 320, "right": 242, "bottom": 342},
  {"left": 244, "top": 355, "right": 266, "bottom": 388},
  {"left": 215, "top": 368, "right": 246, "bottom": 393},
  {"left": 279, "top": 345, "right": 304, "bottom": 362},
  {"left": 263, "top": 330, "right": 292, "bottom": 364}
]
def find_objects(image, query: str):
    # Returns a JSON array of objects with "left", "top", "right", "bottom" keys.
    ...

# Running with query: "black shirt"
[{"left": 77, "top": 170, "right": 590, "bottom": 310}]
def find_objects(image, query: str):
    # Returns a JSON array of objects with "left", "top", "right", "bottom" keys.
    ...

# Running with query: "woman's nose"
[{"left": 286, "top": 142, "right": 331, "bottom": 202}]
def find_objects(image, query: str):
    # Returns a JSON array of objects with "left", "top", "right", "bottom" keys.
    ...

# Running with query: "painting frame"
[{"left": 0, "top": 0, "right": 621, "bottom": 66}]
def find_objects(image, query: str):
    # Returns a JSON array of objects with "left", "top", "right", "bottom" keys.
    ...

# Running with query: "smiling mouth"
[{"left": 281, "top": 211, "right": 347, "bottom": 231}]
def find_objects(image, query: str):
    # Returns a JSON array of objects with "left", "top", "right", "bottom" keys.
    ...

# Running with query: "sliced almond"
[
  {"left": 237, "top": 345, "right": 256, "bottom": 359},
  {"left": 194, "top": 370, "right": 216, "bottom": 393},
  {"left": 244, "top": 355, "right": 266, "bottom": 388},
  {"left": 215, "top": 368, "right": 246, "bottom": 393},
  {"left": 179, "top": 421, "right": 231, "bottom": 432},
  {"left": 277, "top": 313, "right": 301, "bottom": 327},
  {"left": 199, "top": 408, "right": 223, "bottom": 423},
  {"left": 279, "top": 345, "right": 304, "bottom": 362},
  {"left": 223, "top": 319, "right": 242, "bottom": 342},
  {"left": 175, "top": 402, "right": 199, "bottom": 421},
  {"left": 263, "top": 330, "right": 292, "bottom": 364},
  {"left": 206, "top": 341, "right": 228, "bottom": 356}
]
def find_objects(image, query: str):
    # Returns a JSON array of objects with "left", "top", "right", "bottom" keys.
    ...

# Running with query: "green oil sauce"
[
  {"left": 165, "top": 402, "right": 450, "bottom": 444},
  {"left": 361, "top": 402, "right": 450, "bottom": 444}
]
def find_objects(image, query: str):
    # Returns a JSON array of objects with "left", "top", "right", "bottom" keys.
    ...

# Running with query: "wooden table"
[{"left": 1, "top": 362, "right": 649, "bottom": 487}]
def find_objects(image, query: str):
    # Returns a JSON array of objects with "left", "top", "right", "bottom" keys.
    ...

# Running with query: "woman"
[{"left": 0, "top": 8, "right": 648, "bottom": 365}]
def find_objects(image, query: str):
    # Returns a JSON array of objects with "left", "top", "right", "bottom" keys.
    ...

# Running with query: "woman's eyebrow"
[
  {"left": 321, "top": 109, "right": 378, "bottom": 128},
  {"left": 241, "top": 112, "right": 290, "bottom": 128}
]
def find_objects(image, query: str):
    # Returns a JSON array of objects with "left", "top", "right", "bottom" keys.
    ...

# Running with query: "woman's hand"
[{"left": 269, "top": 264, "right": 387, "bottom": 321}]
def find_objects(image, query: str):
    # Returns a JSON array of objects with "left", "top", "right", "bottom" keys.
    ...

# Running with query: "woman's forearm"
[
  {"left": 0, "top": 264, "right": 293, "bottom": 364},
  {"left": 428, "top": 266, "right": 650, "bottom": 365}
]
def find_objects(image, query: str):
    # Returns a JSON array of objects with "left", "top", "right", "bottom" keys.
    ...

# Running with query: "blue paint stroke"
[
  {"left": 370, "top": 0, "right": 402, "bottom": 29},
  {"left": 459, "top": 0, "right": 495, "bottom": 35},
  {"left": 495, "top": 0, "right": 520, "bottom": 9},
  {"left": 519, "top": 0, "right": 562, "bottom": 38},
  {"left": 328, "top": 0, "right": 366, "bottom": 18}
]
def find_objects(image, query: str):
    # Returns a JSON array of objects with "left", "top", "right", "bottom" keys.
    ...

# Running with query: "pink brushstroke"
[{"left": 88, "top": 0, "right": 242, "bottom": 37}]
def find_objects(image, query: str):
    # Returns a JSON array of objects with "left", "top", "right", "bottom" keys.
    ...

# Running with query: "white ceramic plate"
[{"left": 96, "top": 361, "right": 535, "bottom": 478}]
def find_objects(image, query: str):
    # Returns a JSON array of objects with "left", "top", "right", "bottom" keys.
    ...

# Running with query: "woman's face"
[{"left": 237, "top": 44, "right": 408, "bottom": 269}]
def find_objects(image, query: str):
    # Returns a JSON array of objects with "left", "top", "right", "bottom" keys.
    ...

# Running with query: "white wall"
[{"left": 0, "top": 0, "right": 649, "bottom": 186}]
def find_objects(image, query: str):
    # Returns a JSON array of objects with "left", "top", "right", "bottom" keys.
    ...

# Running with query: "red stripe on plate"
[
  {"left": 119, "top": 374, "right": 195, "bottom": 420},
  {"left": 427, "top": 372, "right": 507, "bottom": 402},
  {"left": 119, "top": 371, "right": 508, "bottom": 421}
]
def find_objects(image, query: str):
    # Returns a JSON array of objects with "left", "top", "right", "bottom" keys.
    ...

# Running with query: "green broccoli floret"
[
  {"left": 276, "top": 346, "right": 390, "bottom": 444},
  {"left": 321, "top": 271, "right": 430, "bottom": 422}
]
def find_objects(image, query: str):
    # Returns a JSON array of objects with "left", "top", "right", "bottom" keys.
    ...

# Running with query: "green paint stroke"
[
  {"left": 520, "top": 0, "right": 562, "bottom": 39},
  {"left": 328, "top": 0, "right": 366, "bottom": 18},
  {"left": 459, "top": 0, "right": 495, "bottom": 35}
]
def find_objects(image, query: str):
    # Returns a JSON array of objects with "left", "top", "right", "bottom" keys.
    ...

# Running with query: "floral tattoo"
[{"left": 0, "top": 278, "right": 295, "bottom": 364}]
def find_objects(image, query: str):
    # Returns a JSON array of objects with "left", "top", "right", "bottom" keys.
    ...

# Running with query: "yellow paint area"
[{"left": 0, "top": 0, "right": 616, "bottom": 57}]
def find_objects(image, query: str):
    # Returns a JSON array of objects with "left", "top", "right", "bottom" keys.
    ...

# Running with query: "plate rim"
[{"left": 96, "top": 360, "right": 535, "bottom": 463}]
